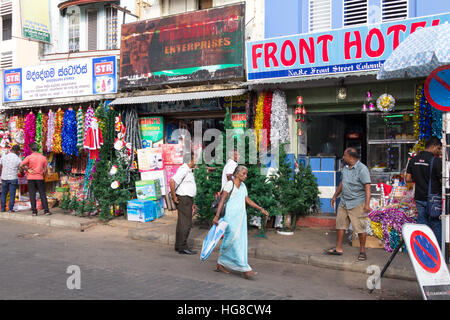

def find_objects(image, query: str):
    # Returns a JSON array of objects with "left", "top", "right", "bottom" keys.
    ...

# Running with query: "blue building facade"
[{"left": 265, "top": 0, "right": 450, "bottom": 38}]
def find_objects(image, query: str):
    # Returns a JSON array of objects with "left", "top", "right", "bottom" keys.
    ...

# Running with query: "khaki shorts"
[{"left": 336, "top": 202, "right": 367, "bottom": 234}]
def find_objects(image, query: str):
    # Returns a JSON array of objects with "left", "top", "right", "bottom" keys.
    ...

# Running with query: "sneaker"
[
  {"left": 32, "top": 212, "right": 38, "bottom": 216},
  {"left": 44, "top": 211, "right": 52, "bottom": 216}
]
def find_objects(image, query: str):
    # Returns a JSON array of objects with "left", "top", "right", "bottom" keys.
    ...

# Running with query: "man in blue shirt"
[{"left": 325, "top": 147, "right": 371, "bottom": 261}]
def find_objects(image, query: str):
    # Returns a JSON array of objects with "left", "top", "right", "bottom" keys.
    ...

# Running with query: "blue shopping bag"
[{"left": 200, "top": 219, "right": 228, "bottom": 261}]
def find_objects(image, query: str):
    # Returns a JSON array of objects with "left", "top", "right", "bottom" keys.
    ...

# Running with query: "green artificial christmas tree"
[{"left": 60, "top": 191, "right": 71, "bottom": 211}]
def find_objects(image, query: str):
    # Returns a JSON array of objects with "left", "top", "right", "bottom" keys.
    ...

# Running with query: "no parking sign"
[
  {"left": 403, "top": 224, "right": 450, "bottom": 300},
  {"left": 424, "top": 65, "right": 450, "bottom": 111}
]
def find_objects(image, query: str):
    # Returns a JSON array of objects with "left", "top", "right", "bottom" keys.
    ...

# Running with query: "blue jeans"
[
  {"left": 1, "top": 179, "right": 18, "bottom": 212},
  {"left": 415, "top": 200, "right": 442, "bottom": 248}
]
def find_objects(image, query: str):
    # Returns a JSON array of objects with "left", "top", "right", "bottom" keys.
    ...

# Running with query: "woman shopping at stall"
[{"left": 212, "top": 165, "right": 269, "bottom": 279}]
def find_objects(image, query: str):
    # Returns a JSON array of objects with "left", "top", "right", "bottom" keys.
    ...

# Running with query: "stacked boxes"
[{"left": 128, "top": 179, "right": 165, "bottom": 222}]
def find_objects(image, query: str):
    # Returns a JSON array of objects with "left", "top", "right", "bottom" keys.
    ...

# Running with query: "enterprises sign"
[
  {"left": 119, "top": 3, "right": 245, "bottom": 89},
  {"left": 21, "top": 0, "right": 51, "bottom": 42},
  {"left": 246, "top": 13, "right": 450, "bottom": 81},
  {"left": 3, "top": 56, "right": 117, "bottom": 103}
]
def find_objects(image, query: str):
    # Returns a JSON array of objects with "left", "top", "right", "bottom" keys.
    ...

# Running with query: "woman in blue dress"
[{"left": 212, "top": 165, "right": 269, "bottom": 279}]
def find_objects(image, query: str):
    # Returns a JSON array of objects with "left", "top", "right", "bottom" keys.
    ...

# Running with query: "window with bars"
[
  {"left": 309, "top": 0, "right": 331, "bottom": 32},
  {"left": 106, "top": 6, "right": 118, "bottom": 50},
  {"left": 68, "top": 9, "right": 80, "bottom": 52},
  {"left": 343, "top": 0, "right": 368, "bottom": 27},
  {"left": 2, "top": 13, "right": 11, "bottom": 41},
  {"left": 382, "top": 0, "right": 408, "bottom": 22}
]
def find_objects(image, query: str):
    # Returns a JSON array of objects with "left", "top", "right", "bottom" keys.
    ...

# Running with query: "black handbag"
[
  {"left": 426, "top": 157, "right": 442, "bottom": 218},
  {"left": 211, "top": 183, "right": 234, "bottom": 218}
]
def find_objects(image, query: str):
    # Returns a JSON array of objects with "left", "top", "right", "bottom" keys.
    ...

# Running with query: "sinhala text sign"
[
  {"left": 3, "top": 56, "right": 117, "bottom": 103},
  {"left": 402, "top": 223, "right": 450, "bottom": 300}
]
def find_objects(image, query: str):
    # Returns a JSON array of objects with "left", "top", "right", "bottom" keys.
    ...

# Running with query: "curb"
[
  {"left": 128, "top": 228, "right": 416, "bottom": 282},
  {"left": 0, "top": 211, "right": 98, "bottom": 232}
]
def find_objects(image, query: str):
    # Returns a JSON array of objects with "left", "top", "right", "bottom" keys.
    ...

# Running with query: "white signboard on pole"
[{"left": 402, "top": 223, "right": 450, "bottom": 300}]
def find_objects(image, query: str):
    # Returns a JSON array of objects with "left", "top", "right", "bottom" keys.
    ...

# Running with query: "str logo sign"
[
  {"left": 5, "top": 73, "right": 20, "bottom": 85},
  {"left": 95, "top": 62, "right": 114, "bottom": 76}
]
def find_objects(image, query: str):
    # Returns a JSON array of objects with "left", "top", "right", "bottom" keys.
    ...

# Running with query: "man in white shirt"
[
  {"left": 0, "top": 145, "right": 22, "bottom": 212},
  {"left": 221, "top": 149, "right": 239, "bottom": 191},
  {"left": 170, "top": 152, "right": 197, "bottom": 255}
]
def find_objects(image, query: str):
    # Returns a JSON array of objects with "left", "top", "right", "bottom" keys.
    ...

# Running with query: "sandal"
[
  {"left": 214, "top": 264, "right": 230, "bottom": 274},
  {"left": 358, "top": 252, "right": 367, "bottom": 261},
  {"left": 243, "top": 270, "right": 258, "bottom": 279},
  {"left": 324, "top": 247, "right": 343, "bottom": 255}
]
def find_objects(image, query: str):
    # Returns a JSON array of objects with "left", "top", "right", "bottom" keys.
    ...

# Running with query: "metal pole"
[{"left": 443, "top": 112, "right": 450, "bottom": 263}]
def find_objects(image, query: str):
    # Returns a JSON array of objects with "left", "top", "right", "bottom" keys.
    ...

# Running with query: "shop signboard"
[
  {"left": 246, "top": 13, "right": 450, "bottom": 81},
  {"left": 231, "top": 113, "right": 246, "bottom": 129},
  {"left": 139, "top": 116, "right": 164, "bottom": 148},
  {"left": 3, "top": 56, "right": 117, "bottom": 103},
  {"left": 402, "top": 223, "right": 450, "bottom": 300},
  {"left": 21, "top": 0, "right": 51, "bottom": 43},
  {"left": 119, "top": 3, "right": 245, "bottom": 89}
]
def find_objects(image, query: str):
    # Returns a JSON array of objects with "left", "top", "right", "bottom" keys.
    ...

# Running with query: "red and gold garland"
[{"left": 52, "top": 108, "right": 64, "bottom": 154}]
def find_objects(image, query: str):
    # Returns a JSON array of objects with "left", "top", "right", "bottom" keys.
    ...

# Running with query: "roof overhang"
[{"left": 109, "top": 89, "right": 248, "bottom": 105}]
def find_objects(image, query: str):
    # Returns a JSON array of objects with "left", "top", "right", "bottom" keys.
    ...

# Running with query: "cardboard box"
[
  {"left": 140, "top": 170, "right": 167, "bottom": 195},
  {"left": 127, "top": 199, "right": 157, "bottom": 223},
  {"left": 135, "top": 180, "right": 161, "bottom": 200},
  {"left": 352, "top": 233, "right": 384, "bottom": 249}
]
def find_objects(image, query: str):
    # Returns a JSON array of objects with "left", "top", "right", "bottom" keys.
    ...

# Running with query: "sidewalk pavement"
[{"left": 0, "top": 208, "right": 417, "bottom": 282}]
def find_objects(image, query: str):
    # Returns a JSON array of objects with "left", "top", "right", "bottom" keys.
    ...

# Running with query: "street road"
[{"left": 0, "top": 220, "right": 421, "bottom": 300}]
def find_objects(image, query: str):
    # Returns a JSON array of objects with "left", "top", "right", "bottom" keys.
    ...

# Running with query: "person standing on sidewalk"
[
  {"left": 325, "top": 147, "right": 371, "bottom": 261},
  {"left": 20, "top": 142, "right": 51, "bottom": 216},
  {"left": 221, "top": 149, "right": 239, "bottom": 191},
  {"left": 406, "top": 136, "right": 442, "bottom": 247},
  {"left": 0, "top": 145, "right": 22, "bottom": 212},
  {"left": 170, "top": 151, "right": 197, "bottom": 255}
]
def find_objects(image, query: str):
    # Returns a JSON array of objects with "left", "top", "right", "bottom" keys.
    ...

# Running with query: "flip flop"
[
  {"left": 324, "top": 247, "right": 343, "bottom": 255},
  {"left": 358, "top": 252, "right": 367, "bottom": 261},
  {"left": 242, "top": 271, "right": 258, "bottom": 279},
  {"left": 214, "top": 264, "right": 230, "bottom": 274}
]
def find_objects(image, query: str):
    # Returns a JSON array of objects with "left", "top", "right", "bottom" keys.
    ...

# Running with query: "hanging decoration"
[
  {"left": 124, "top": 107, "right": 142, "bottom": 179},
  {"left": 24, "top": 112, "right": 36, "bottom": 157},
  {"left": 61, "top": 108, "right": 78, "bottom": 156},
  {"left": 46, "top": 110, "right": 56, "bottom": 153},
  {"left": 83, "top": 117, "right": 104, "bottom": 160},
  {"left": 245, "top": 92, "right": 256, "bottom": 130},
  {"left": 35, "top": 111, "right": 43, "bottom": 153},
  {"left": 419, "top": 87, "right": 433, "bottom": 141},
  {"left": 41, "top": 112, "right": 48, "bottom": 153},
  {"left": 52, "top": 109, "right": 64, "bottom": 154},
  {"left": 111, "top": 181, "right": 120, "bottom": 189},
  {"left": 431, "top": 101, "right": 443, "bottom": 139},
  {"left": 262, "top": 91, "right": 273, "bottom": 149},
  {"left": 254, "top": 92, "right": 265, "bottom": 150},
  {"left": 270, "top": 90, "right": 290, "bottom": 144},
  {"left": 376, "top": 94, "right": 395, "bottom": 112},
  {"left": 76, "top": 107, "right": 84, "bottom": 149},
  {"left": 362, "top": 90, "right": 375, "bottom": 112},
  {"left": 109, "top": 165, "right": 118, "bottom": 175},
  {"left": 95, "top": 104, "right": 107, "bottom": 135},
  {"left": 84, "top": 106, "right": 95, "bottom": 140}
]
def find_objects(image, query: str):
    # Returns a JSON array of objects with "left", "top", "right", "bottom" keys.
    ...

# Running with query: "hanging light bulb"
[
  {"left": 362, "top": 103, "right": 368, "bottom": 112},
  {"left": 297, "top": 96, "right": 303, "bottom": 105},
  {"left": 369, "top": 102, "right": 375, "bottom": 111},
  {"left": 302, "top": 106, "right": 306, "bottom": 115}
]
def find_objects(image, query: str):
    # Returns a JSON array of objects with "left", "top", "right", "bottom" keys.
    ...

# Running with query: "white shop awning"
[{"left": 109, "top": 88, "right": 248, "bottom": 105}]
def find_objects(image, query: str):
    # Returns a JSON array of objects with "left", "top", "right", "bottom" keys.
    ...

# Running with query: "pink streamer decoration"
[
  {"left": 24, "top": 112, "right": 36, "bottom": 157},
  {"left": 46, "top": 110, "right": 55, "bottom": 152},
  {"left": 84, "top": 106, "right": 95, "bottom": 139}
]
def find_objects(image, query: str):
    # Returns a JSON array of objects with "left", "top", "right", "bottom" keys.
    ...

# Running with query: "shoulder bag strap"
[
  {"left": 175, "top": 169, "right": 189, "bottom": 192},
  {"left": 428, "top": 156, "right": 434, "bottom": 197}
]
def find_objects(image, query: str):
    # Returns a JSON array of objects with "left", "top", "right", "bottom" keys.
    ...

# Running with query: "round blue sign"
[{"left": 425, "top": 65, "right": 450, "bottom": 112}]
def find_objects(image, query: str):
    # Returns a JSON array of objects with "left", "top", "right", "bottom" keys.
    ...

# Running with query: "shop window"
[
  {"left": 106, "top": 6, "right": 118, "bottom": 50},
  {"left": 68, "top": 8, "right": 80, "bottom": 52},
  {"left": 309, "top": 0, "right": 331, "bottom": 32},
  {"left": 343, "top": 0, "right": 368, "bottom": 27},
  {"left": 381, "top": 0, "right": 408, "bottom": 22},
  {"left": 2, "top": 13, "right": 11, "bottom": 41}
]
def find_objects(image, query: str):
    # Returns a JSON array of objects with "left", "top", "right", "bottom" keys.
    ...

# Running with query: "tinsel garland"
[
  {"left": 61, "top": 109, "right": 78, "bottom": 156},
  {"left": 24, "top": 112, "right": 36, "bottom": 157},
  {"left": 17, "top": 115, "right": 24, "bottom": 129},
  {"left": 254, "top": 92, "right": 266, "bottom": 150},
  {"left": 431, "top": 105, "right": 443, "bottom": 139},
  {"left": 419, "top": 87, "right": 432, "bottom": 141},
  {"left": 389, "top": 229, "right": 407, "bottom": 251},
  {"left": 245, "top": 92, "right": 256, "bottom": 129},
  {"left": 76, "top": 107, "right": 84, "bottom": 149},
  {"left": 41, "top": 112, "right": 48, "bottom": 153},
  {"left": 46, "top": 110, "right": 55, "bottom": 152},
  {"left": 52, "top": 109, "right": 64, "bottom": 154},
  {"left": 124, "top": 107, "right": 142, "bottom": 182},
  {"left": 84, "top": 106, "right": 95, "bottom": 140},
  {"left": 95, "top": 104, "right": 107, "bottom": 135},
  {"left": 262, "top": 91, "right": 273, "bottom": 148},
  {"left": 413, "top": 85, "right": 422, "bottom": 139},
  {"left": 368, "top": 206, "right": 416, "bottom": 252},
  {"left": 35, "top": 111, "right": 42, "bottom": 153},
  {"left": 270, "top": 89, "right": 290, "bottom": 144}
]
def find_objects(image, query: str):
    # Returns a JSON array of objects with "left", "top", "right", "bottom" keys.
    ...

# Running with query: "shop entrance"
[{"left": 306, "top": 113, "right": 367, "bottom": 163}]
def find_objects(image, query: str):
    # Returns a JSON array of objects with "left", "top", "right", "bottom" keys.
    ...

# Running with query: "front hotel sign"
[{"left": 246, "top": 13, "right": 450, "bottom": 81}]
